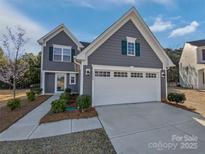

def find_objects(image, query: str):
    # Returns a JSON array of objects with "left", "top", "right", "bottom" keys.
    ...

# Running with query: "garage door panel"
[{"left": 93, "top": 71, "right": 161, "bottom": 106}]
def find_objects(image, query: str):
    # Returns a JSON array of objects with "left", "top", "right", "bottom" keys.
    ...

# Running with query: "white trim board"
[
  {"left": 92, "top": 65, "right": 161, "bottom": 73},
  {"left": 76, "top": 7, "right": 174, "bottom": 69},
  {"left": 42, "top": 70, "right": 79, "bottom": 74}
]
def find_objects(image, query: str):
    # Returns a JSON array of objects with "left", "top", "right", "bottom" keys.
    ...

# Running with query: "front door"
[{"left": 55, "top": 74, "right": 66, "bottom": 93}]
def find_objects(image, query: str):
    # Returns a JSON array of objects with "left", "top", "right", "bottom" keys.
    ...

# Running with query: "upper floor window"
[
  {"left": 127, "top": 42, "right": 135, "bottom": 56},
  {"left": 202, "top": 49, "right": 205, "bottom": 61},
  {"left": 53, "top": 45, "right": 71, "bottom": 62},
  {"left": 126, "top": 37, "right": 136, "bottom": 56}
]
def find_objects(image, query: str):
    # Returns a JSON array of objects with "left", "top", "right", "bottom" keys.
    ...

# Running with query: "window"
[
  {"left": 127, "top": 42, "right": 135, "bottom": 56},
  {"left": 146, "top": 73, "right": 157, "bottom": 78},
  {"left": 126, "top": 37, "right": 136, "bottom": 56},
  {"left": 63, "top": 48, "right": 71, "bottom": 62},
  {"left": 95, "top": 71, "right": 110, "bottom": 77},
  {"left": 114, "top": 72, "right": 128, "bottom": 77},
  {"left": 131, "top": 72, "right": 143, "bottom": 78},
  {"left": 53, "top": 45, "right": 71, "bottom": 62},
  {"left": 53, "top": 47, "right": 62, "bottom": 61},
  {"left": 69, "top": 74, "right": 76, "bottom": 85},
  {"left": 202, "top": 49, "right": 205, "bottom": 61}
]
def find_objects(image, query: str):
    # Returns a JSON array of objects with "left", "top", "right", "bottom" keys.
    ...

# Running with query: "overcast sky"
[{"left": 1, "top": 0, "right": 205, "bottom": 53}]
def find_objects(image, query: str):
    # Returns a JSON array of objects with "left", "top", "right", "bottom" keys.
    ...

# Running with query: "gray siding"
[
  {"left": 84, "top": 20, "right": 166, "bottom": 99},
  {"left": 43, "top": 31, "right": 80, "bottom": 71},
  {"left": 83, "top": 65, "right": 92, "bottom": 95},
  {"left": 161, "top": 70, "right": 166, "bottom": 99},
  {"left": 67, "top": 74, "right": 80, "bottom": 93},
  {"left": 44, "top": 72, "right": 80, "bottom": 94},
  {"left": 88, "top": 20, "right": 162, "bottom": 68},
  {"left": 45, "top": 72, "right": 55, "bottom": 93}
]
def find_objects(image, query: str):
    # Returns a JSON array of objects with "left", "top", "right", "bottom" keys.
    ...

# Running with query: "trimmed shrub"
[
  {"left": 7, "top": 99, "right": 21, "bottom": 111},
  {"left": 30, "top": 84, "right": 42, "bottom": 95},
  {"left": 76, "top": 95, "right": 91, "bottom": 111},
  {"left": 51, "top": 99, "right": 66, "bottom": 113},
  {"left": 168, "top": 93, "right": 186, "bottom": 104},
  {"left": 60, "top": 92, "right": 70, "bottom": 101},
  {"left": 26, "top": 91, "right": 36, "bottom": 101}
]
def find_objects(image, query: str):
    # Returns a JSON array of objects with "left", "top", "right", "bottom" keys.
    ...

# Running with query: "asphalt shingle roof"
[{"left": 188, "top": 39, "right": 205, "bottom": 47}]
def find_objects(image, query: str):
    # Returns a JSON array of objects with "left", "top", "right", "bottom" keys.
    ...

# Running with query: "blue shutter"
[
  {"left": 135, "top": 43, "right": 140, "bottom": 56},
  {"left": 49, "top": 47, "right": 53, "bottom": 61},
  {"left": 121, "top": 40, "right": 127, "bottom": 55},
  {"left": 71, "top": 48, "right": 75, "bottom": 62}
]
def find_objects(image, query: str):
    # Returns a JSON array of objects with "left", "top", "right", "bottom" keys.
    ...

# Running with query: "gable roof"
[
  {"left": 37, "top": 24, "right": 84, "bottom": 50},
  {"left": 76, "top": 7, "right": 174, "bottom": 68},
  {"left": 80, "top": 41, "right": 91, "bottom": 49},
  {"left": 188, "top": 39, "right": 205, "bottom": 47}
]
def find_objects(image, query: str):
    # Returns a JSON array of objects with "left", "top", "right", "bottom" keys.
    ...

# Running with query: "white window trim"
[
  {"left": 69, "top": 73, "right": 76, "bottom": 85},
  {"left": 53, "top": 44, "right": 72, "bottom": 62},
  {"left": 55, "top": 73, "right": 67, "bottom": 93},
  {"left": 126, "top": 37, "right": 136, "bottom": 56}
]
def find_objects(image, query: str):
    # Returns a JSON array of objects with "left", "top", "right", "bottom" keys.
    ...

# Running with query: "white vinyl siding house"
[{"left": 179, "top": 40, "right": 205, "bottom": 90}]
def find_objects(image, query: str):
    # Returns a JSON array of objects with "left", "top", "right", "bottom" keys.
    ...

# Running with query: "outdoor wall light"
[
  {"left": 86, "top": 68, "right": 90, "bottom": 76},
  {"left": 161, "top": 71, "right": 165, "bottom": 78}
]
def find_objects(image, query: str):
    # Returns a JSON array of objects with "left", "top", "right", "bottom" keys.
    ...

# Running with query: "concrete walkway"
[{"left": 0, "top": 95, "right": 101, "bottom": 141}]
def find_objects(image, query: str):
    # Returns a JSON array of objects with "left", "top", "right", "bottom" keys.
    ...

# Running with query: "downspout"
[{"left": 74, "top": 57, "right": 83, "bottom": 95}]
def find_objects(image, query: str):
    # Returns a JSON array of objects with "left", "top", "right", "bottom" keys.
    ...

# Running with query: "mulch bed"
[
  {"left": 162, "top": 100, "right": 199, "bottom": 114},
  {"left": 0, "top": 128, "right": 116, "bottom": 154},
  {"left": 0, "top": 95, "right": 51, "bottom": 133},
  {"left": 40, "top": 107, "right": 98, "bottom": 124}
]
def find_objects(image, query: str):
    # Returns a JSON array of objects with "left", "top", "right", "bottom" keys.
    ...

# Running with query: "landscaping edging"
[{"left": 162, "top": 101, "right": 200, "bottom": 115}]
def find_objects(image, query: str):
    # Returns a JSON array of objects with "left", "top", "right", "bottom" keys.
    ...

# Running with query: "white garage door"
[{"left": 93, "top": 69, "right": 161, "bottom": 106}]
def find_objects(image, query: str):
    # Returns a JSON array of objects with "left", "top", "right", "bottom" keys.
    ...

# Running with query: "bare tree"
[{"left": 0, "top": 26, "right": 28, "bottom": 99}]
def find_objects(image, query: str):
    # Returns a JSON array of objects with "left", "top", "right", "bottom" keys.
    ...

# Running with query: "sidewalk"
[{"left": 0, "top": 95, "right": 101, "bottom": 141}]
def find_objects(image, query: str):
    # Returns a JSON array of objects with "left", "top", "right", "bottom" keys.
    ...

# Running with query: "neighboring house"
[
  {"left": 179, "top": 40, "right": 205, "bottom": 90},
  {"left": 38, "top": 7, "right": 174, "bottom": 106}
]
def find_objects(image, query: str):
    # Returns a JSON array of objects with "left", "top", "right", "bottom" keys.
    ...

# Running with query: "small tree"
[{"left": 0, "top": 26, "right": 28, "bottom": 99}]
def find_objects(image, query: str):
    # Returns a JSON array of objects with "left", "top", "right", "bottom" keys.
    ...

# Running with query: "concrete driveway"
[{"left": 97, "top": 102, "right": 205, "bottom": 154}]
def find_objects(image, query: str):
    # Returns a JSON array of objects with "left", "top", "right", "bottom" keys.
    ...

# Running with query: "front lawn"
[
  {"left": 0, "top": 128, "right": 116, "bottom": 154},
  {"left": 0, "top": 95, "right": 51, "bottom": 133},
  {"left": 0, "top": 89, "right": 29, "bottom": 107},
  {"left": 168, "top": 87, "right": 205, "bottom": 117}
]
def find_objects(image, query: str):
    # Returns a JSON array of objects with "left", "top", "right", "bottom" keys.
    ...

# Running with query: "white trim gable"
[
  {"left": 76, "top": 7, "right": 174, "bottom": 69},
  {"left": 38, "top": 24, "right": 84, "bottom": 50}
]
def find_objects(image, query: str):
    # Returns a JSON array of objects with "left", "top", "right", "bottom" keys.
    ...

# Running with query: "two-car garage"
[{"left": 92, "top": 66, "right": 161, "bottom": 106}]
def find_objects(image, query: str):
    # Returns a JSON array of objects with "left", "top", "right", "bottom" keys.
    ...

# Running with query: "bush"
[
  {"left": 30, "top": 84, "right": 42, "bottom": 95},
  {"left": 76, "top": 95, "right": 91, "bottom": 111},
  {"left": 60, "top": 92, "right": 70, "bottom": 100},
  {"left": 7, "top": 99, "right": 21, "bottom": 111},
  {"left": 51, "top": 99, "right": 66, "bottom": 113},
  {"left": 34, "top": 88, "right": 42, "bottom": 95},
  {"left": 168, "top": 93, "right": 186, "bottom": 104},
  {"left": 26, "top": 91, "right": 36, "bottom": 101}
]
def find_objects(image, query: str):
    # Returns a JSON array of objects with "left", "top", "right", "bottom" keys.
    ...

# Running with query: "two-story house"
[
  {"left": 179, "top": 39, "right": 205, "bottom": 90},
  {"left": 38, "top": 7, "right": 174, "bottom": 106}
]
